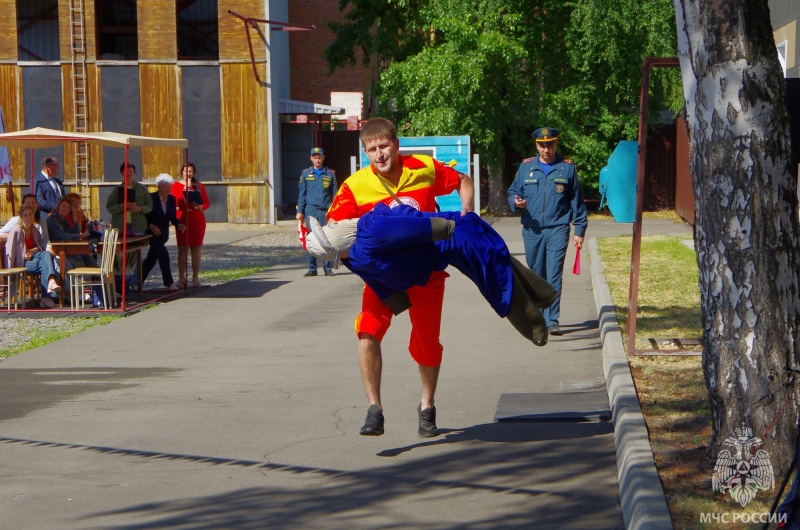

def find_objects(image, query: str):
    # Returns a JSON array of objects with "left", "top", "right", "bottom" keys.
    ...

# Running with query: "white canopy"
[{"left": 0, "top": 127, "right": 189, "bottom": 149}]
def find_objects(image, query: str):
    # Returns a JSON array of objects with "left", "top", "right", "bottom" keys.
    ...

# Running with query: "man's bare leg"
[
  {"left": 419, "top": 364, "right": 440, "bottom": 410},
  {"left": 358, "top": 333, "right": 385, "bottom": 435},
  {"left": 358, "top": 333, "right": 382, "bottom": 407},
  {"left": 418, "top": 363, "right": 441, "bottom": 437}
]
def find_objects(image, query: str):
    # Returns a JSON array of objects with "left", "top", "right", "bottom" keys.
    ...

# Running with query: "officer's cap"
[
  {"left": 532, "top": 127, "right": 559, "bottom": 142},
  {"left": 310, "top": 147, "right": 325, "bottom": 155}
]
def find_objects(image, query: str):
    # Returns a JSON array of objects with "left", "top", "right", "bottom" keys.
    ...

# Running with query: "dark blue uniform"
[
  {"left": 298, "top": 166, "right": 337, "bottom": 273},
  {"left": 507, "top": 154, "right": 587, "bottom": 328}
]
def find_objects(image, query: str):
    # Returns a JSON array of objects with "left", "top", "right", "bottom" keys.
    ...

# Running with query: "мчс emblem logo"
[{"left": 712, "top": 423, "right": 775, "bottom": 507}]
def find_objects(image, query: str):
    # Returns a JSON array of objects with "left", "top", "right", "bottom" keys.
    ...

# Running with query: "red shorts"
[{"left": 354, "top": 270, "right": 449, "bottom": 367}]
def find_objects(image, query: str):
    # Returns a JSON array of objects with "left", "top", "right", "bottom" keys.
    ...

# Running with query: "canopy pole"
[
  {"left": 120, "top": 148, "right": 129, "bottom": 311},
  {"left": 29, "top": 149, "right": 34, "bottom": 194}
]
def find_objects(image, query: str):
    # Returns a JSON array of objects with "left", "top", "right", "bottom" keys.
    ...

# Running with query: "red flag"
[
  {"left": 298, "top": 221, "right": 309, "bottom": 250},
  {"left": 572, "top": 247, "right": 581, "bottom": 275}
]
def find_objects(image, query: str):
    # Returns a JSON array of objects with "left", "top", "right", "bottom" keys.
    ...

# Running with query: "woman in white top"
[
  {"left": 0, "top": 193, "right": 50, "bottom": 249},
  {"left": 4, "top": 205, "right": 61, "bottom": 308}
]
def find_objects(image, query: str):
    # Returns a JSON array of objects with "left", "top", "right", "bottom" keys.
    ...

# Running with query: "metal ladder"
[{"left": 69, "top": 0, "right": 90, "bottom": 208}]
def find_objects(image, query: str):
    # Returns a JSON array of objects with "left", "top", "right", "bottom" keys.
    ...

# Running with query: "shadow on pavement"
[
  {"left": 0, "top": 367, "right": 180, "bottom": 421},
  {"left": 0, "top": 421, "right": 622, "bottom": 529}
]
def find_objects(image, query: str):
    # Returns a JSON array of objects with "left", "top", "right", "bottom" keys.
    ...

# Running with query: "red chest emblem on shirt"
[{"left": 555, "top": 184, "right": 565, "bottom": 193}]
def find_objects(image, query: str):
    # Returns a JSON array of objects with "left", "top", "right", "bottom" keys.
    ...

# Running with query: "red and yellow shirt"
[{"left": 327, "top": 154, "right": 460, "bottom": 221}]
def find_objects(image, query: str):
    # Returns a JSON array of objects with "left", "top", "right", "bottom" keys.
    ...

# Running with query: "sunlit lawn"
[{"left": 597, "top": 232, "right": 775, "bottom": 529}]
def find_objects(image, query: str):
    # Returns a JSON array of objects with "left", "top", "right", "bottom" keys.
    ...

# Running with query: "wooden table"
[{"left": 49, "top": 235, "right": 151, "bottom": 297}]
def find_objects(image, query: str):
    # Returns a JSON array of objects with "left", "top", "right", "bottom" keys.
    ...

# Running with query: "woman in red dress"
[{"left": 171, "top": 163, "right": 210, "bottom": 288}]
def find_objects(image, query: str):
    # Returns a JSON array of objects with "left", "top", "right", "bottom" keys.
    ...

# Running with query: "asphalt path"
[{"left": 0, "top": 216, "right": 690, "bottom": 529}]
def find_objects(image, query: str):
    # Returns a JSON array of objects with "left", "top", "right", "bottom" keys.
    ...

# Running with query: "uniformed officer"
[
  {"left": 506, "top": 127, "right": 588, "bottom": 336},
  {"left": 297, "top": 147, "right": 338, "bottom": 276}
]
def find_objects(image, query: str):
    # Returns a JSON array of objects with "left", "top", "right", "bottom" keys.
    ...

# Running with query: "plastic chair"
[
  {"left": 67, "top": 228, "right": 119, "bottom": 310},
  {"left": 0, "top": 267, "right": 29, "bottom": 310}
]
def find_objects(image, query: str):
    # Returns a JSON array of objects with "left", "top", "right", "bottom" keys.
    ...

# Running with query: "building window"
[
  {"left": 17, "top": 0, "right": 60, "bottom": 61},
  {"left": 777, "top": 41, "right": 788, "bottom": 78},
  {"left": 177, "top": 0, "right": 219, "bottom": 60},
  {"left": 96, "top": 0, "right": 138, "bottom": 60}
]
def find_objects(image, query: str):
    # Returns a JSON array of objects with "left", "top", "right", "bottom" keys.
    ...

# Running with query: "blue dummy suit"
[{"left": 335, "top": 203, "right": 556, "bottom": 345}]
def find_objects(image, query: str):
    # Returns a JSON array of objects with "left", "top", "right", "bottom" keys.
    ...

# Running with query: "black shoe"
[
  {"left": 303, "top": 271, "right": 318, "bottom": 277},
  {"left": 324, "top": 270, "right": 334, "bottom": 276},
  {"left": 360, "top": 404, "right": 384, "bottom": 436},
  {"left": 418, "top": 404, "right": 439, "bottom": 438},
  {"left": 548, "top": 325, "right": 563, "bottom": 336}
]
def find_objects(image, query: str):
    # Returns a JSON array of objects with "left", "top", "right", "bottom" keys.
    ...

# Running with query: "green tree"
[
  {"left": 326, "top": 0, "right": 681, "bottom": 211},
  {"left": 550, "top": 0, "right": 683, "bottom": 183}
]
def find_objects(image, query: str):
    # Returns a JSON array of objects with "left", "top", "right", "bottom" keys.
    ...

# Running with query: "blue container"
[{"left": 602, "top": 141, "right": 638, "bottom": 223}]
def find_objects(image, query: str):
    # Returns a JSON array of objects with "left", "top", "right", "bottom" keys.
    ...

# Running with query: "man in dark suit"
[
  {"left": 34, "top": 156, "right": 65, "bottom": 214},
  {"left": 142, "top": 173, "right": 185, "bottom": 290}
]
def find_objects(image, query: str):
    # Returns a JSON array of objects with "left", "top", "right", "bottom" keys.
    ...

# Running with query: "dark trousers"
[
  {"left": 522, "top": 224, "right": 570, "bottom": 327},
  {"left": 142, "top": 237, "right": 174, "bottom": 287}
]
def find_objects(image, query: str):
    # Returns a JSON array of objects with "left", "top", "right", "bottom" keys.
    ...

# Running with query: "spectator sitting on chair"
[
  {"left": 65, "top": 192, "right": 89, "bottom": 234},
  {"left": 1, "top": 193, "right": 50, "bottom": 250},
  {"left": 47, "top": 197, "right": 98, "bottom": 288},
  {"left": 5, "top": 205, "right": 62, "bottom": 309}
]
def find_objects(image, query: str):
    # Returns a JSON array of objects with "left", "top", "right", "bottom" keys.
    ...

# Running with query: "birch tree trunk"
[{"left": 674, "top": 0, "right": 800, "bottom": 476}]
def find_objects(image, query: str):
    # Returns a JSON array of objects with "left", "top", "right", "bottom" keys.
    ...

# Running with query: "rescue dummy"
[{"left": 306, "top": 203, "right": 556, "bottom": 346}]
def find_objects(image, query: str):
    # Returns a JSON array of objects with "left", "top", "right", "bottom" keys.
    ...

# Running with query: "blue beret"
[
  {"left": 310, "top": 147, "right": 325, "bottom": 155},
  {"left": 532, "top": 127, "right": 559, "bottom": 142}
]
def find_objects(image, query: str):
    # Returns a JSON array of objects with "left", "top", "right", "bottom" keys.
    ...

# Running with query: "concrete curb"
[{"left": 589, "top": 237, "right": 673, "bottom": 530}]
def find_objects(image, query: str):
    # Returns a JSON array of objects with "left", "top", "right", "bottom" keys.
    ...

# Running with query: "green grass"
[
  {"left": 597, "top": 234, "right": 702, "bottom": 351},
  {"left": 201, "top": 265, "right": 266, "bottom": 283},
  {"left": 0, "top": 315, "right": 120, "bottom": 358},
  {"left": 595, "top": 234, "right": 781, "bottom": 528}
]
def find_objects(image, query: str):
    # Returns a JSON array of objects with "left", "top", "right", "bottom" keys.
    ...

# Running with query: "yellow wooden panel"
[
  {"left": 139, "top": 64, "right": 184, "bottom": 179},
  {"left": 86, "top": 185, "right": 100, "bottom": 220},
  {"left": 58, "top": 0, "right": 69, "bottom": 61},
  {"left": 86, "top": 63, "right": 104, "bottom": 179},
  {"left": 138, "top": 0, "right": 177, "bottom": 61},
  {"left": 83, "top": 0, "right": 97, "bottom": 60},
  {"left": 218, "top": 0, "right": 263, "bottom": 61},
  {"left": 0, "top": 0, "right": 18, "bottom": 61},
  {"left": 0, "top": 64, "right": 25, "bottom": 221},
  {"left": 227, "top": 184, "right": 269, "bottom": 223},
  {"left": 220, "top": 62, "right": 267, "bottom": 183}
]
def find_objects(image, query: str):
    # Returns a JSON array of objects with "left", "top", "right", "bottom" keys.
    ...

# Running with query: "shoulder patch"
[
  {"left": 522, "top": 157, "right": 535, "bottom": 163},
  {"left": 563, "top": 159, "right": 574, "bottom": 165}
]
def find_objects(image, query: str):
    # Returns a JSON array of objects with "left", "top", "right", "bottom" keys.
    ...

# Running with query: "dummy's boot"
[
  {"left": 505, "top": 277, "right": 549, "bottom": 346},
  {"left": 510, "top": 256, "right": 557, "bottom": 308},
  {"left": 429, "top": 218, "right": 456, "bottom": 241}
]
